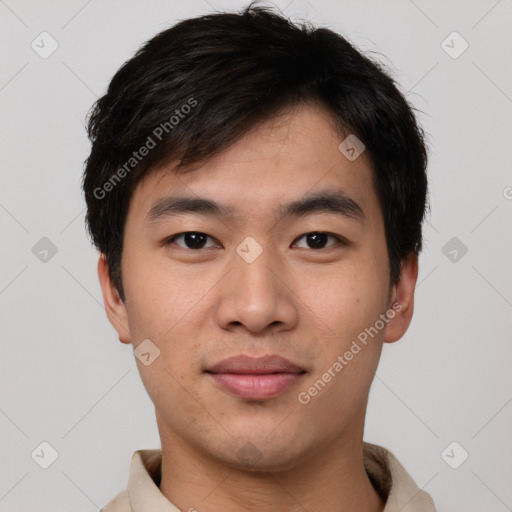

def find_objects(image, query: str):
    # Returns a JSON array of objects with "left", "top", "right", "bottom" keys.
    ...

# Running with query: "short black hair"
[{"left": 82, "top": 2, "right": 429, "bottom": 303}]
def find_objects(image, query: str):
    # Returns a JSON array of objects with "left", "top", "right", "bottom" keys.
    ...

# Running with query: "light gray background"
[{"left": 1, "top": 0, "right": 511, "bottom": 510}]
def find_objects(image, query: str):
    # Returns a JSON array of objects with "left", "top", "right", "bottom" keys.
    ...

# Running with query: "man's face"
[{"left": 100, "top": 103, "right": 416, "bottom": 471}]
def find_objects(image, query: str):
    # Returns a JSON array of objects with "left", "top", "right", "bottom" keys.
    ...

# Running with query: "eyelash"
[{"left": 164, "top": 231, "right": 348, "bottom": 251}]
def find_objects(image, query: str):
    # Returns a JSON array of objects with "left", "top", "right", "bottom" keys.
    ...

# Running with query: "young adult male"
[{"left": 82, "top": 4, "right": 436, "bottom": 511}]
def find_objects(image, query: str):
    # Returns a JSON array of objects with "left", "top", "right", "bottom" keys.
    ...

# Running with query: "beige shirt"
[{"left": 101, "top": 442, "right": 436, "bottom": 511}]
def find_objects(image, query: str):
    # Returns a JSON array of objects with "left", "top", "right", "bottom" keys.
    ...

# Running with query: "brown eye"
[
  {"left": 293, "top": 232, "right": 345, "bottom": 249},
  {"left": 166, "top": 232, "right": 218, "bottom": 250}
]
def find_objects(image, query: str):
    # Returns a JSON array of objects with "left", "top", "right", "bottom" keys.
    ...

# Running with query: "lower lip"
[{"left": 208, "top": 372, "right": 304, "bottom": 400}]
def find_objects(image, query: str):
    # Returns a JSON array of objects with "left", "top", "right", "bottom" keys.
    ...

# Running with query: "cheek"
[
  {"left": 306, "top": 262, "right": 387, "bottom": 340},
  {"left": 123, "top": 251, "right": 208, "bottom": 373},
  {"left": 122, "top": 248, "right": 193, "bottom": 336}
]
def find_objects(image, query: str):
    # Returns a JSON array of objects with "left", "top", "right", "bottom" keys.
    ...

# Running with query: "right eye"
[{"left": 164, "top": 232, "right": 220, "bottom": 250}]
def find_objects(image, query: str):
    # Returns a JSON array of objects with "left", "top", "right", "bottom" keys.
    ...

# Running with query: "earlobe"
[
  {"left": 384, "top": 253, "right": 419, "bottom": 344},
  {"left": 97, "top": 254, "right": 131, "bottom": 344}
]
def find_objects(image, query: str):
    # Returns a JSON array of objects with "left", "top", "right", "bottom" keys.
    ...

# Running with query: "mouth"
[{"left": 205, "top": 354, "right": 307, "bottom": 401}]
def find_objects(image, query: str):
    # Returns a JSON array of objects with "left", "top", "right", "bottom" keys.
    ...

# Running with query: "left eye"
[{"left": 292, "top": 232, "right": 344, "bottom": 250}]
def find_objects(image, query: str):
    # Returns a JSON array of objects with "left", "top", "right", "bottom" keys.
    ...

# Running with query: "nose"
[{"left": 215, "top": 241, "right": 299, "bottom": 335}]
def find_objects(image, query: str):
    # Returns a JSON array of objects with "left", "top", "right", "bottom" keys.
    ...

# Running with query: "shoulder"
[
  {"left": 363, "top": 442, "right": 437, "bottom": 511},
  {"left": 100, "top": 489, "right": 132, "bottom": 512}
]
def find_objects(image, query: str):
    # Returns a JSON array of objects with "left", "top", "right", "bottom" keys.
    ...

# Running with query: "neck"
[{"left": 157, "top": 416, "right": 385, "bottom": 512}]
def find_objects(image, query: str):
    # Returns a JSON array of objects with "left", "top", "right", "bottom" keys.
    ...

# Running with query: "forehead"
[{"left": 126, "top": 103, "right": 380, "bottom": 226}]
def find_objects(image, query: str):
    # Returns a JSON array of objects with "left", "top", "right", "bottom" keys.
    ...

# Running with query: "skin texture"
[{"left": 98, "top": 102, "right": 418, "bottom": 512}]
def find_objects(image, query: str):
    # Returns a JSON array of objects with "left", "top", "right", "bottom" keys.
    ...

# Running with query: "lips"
[
  {"left": 205, "top": 355, "right": 306, "bottom": 401},
  {"left": 207, "top": 354, "right": 305, "bottom": 374}
]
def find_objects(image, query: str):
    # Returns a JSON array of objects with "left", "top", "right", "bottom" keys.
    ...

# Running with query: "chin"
[
  {"left": 223, "top": 447, "right": 304, "bottom": 473},
  {"left": 206, "top": 432, "right": 309, "bottom": 473}
]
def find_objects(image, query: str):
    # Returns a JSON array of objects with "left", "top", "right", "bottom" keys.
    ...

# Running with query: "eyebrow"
[{"left": 145, "top": 189, "right": 365, "bottom": 224}]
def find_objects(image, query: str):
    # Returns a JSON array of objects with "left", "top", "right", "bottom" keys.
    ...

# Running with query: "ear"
[
  {"left": 384, "top": 253, "right": 419, "bottom": 344},
  {"left": 97, "top": 254, "right": 131, "bottom": 344}
]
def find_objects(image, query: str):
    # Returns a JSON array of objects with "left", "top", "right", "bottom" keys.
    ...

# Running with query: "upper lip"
[{"left": 206, "top": 355, "right": 306, "bottom": 374}]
